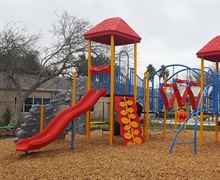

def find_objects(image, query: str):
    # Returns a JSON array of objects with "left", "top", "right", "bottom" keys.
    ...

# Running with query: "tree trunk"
[{"left": 8, "top": 95, "right": 24, "bottom": 126}]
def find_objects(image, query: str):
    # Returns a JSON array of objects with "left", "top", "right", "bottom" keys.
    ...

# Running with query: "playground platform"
[
  {"left": 164, "top": 118, "right": 217, "bottom": 127},
  {"left": 90, "top": 121, "right": 110, "bottom": 130},
  {"left": 185, "top": 118, "right": 216, "bottom": 126}
]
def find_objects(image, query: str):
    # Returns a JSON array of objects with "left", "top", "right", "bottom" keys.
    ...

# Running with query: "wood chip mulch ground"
[{"left": 1, "top": 130, "right": 220, "bottom": 179}]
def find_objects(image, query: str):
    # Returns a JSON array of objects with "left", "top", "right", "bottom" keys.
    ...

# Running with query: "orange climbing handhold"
[{"left": 176, "top": 109, "right": 188, "bottom": 123}]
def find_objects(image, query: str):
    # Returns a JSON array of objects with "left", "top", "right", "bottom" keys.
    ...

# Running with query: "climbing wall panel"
[{"left": 115, "top": 96, "right": 144, "bottom": 146}]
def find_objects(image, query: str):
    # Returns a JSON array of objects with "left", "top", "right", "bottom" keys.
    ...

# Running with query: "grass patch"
[{"left": 147, "top": 120, "right": 220, "bottom": 131}]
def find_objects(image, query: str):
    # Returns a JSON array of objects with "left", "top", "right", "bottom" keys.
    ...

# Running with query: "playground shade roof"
[
  {"left": 83, "top": 17, "right": 141, "bottom": 46},
  {"left": 196, "top": 35, "right": 220, "bottom": 62}
]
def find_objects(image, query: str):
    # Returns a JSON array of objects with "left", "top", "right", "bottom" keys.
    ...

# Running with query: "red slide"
[{"left": 16, "top": 88, "right": 107, "bottom": 152}]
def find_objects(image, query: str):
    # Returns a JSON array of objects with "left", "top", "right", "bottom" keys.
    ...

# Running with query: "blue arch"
[{"left": 149, "top": 64, "right": 214, "bottom": 81}]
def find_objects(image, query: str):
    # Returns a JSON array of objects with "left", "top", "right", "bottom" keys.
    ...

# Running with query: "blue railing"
[
  {"left": 90, "top": 50, "right": 145, "bottom": 104},
  {"left": 136, "top": 74, "right": 144, "bottom": 104},
  {"left": 115, "top": 71, "right": 127, "bottom": 95},
  {"left": 149, "top": 87, "right": 164, "bottom": 112},
  {"left": 91, "top": 71, "right": 110, "bottom": 93},
  {"left": 127, "top": 68, "right": 144, "bottom": 104},
  {"left": 91, "top": 65, "right": 145, "bottom": 104}
]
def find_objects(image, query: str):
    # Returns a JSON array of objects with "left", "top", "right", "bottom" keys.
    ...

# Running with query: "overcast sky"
[{"left": 1, "top": 0, "right": 220, "bottom": 78}]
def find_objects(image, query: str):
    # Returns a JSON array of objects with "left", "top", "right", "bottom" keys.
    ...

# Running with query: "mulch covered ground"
[{"left": 1, "top": 130, "right": 220, "bottom": 179}]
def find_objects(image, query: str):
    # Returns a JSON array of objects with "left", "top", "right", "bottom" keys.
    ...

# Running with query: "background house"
[{"left": 0, "top": 73, "right": 109, "bottom": 125}]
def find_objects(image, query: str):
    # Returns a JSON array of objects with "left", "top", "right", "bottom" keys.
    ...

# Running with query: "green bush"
[{"left": 2, "top": 107, "right": 12, "bottom": 125}]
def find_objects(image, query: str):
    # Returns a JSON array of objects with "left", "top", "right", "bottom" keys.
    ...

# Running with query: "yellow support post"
[
  {"left": 215, "top": 61, "right": 218, "bottom": 142},
  {"left": 163, "top": 75, "right": 167, "bottom": 137},
  {"left": 86, "top": 39, "right": 91, "bottom": 144},
  {"left": 134, "top": 43, "right": 137, "bottom": 102},
  {"left": 200, "top": 58, "right": 204, "bottom": 145},
  {"left": 72, "top": 71, "right": 76, "bottom": 140},
  {"left": 143, "top": 72, "right": 146, "bottom": 137},
  {"left": 110, "top": 35, "right": 115, "bottom": 145},
  {"left": 72, "top": 72, "right": 76, "bottom": 106},
  {"left": 184, "top": 105, "right": 188, "bottom": 128},
  {"left": 40, "top": 105, "right": 44, "bottom": 132},
  {"left": 174, "top": 100, "right": 178, "bottom": 131},
  {"left": 145, "top": 72, "right": 150, "bottom": 140}
]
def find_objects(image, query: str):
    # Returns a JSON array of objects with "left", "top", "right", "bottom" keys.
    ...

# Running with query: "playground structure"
[
  {"left": 170, "top": 35, "right": 220, "bottom": 154},
  {"left": 146, "top": 35, "right": 220, "bottom": 154},
  {"left": 16, "top": 17, "right": 145, "bottom": 153},
  {"left": 15, "top": 16, "right": 220, "bottom": 154},
  {"left": 83, "top": 17, "right": 145, "bottom": 146},
  {"left": 145, "top": 64, "right": 215, "bottom": 153}
]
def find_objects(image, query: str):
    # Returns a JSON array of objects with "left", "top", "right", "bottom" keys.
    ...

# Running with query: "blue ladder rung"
[{"left": 174, "top": 141, "right": 194, "bottom": 144}]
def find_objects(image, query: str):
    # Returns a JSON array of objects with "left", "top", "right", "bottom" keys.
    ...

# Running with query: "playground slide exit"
[{"left": 16, "top": 88, "right": 107, "bottom": 152}]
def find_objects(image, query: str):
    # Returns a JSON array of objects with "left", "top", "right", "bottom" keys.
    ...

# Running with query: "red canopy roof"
[
  {"left": 196, "top": 35, "right": 220, "bottom": 62},
  {"left": 84, "top": 17, "right": 141, "bottom": 46}
]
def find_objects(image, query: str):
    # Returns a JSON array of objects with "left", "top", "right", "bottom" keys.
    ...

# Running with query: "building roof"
[
  {"left": 196, "top": 35, "right": 220, "bottom": 62},
  {"left": 0, "top": 72, "right": 72, "bottom": 92},
  {"left": 84, "top": 17, "right": 141, "bottom": 46}
]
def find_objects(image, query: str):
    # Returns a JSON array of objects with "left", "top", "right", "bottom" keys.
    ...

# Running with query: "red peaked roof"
[
  {"left": 196, "top": 35, "right": 220, "bottom": 62},
  {"left": 84, "top": 17, "right": 141, "bottom": 46}
]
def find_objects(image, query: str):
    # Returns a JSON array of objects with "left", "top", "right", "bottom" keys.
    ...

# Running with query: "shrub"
[{"left": 2, "top": 107, "right": 12, "bottom": 125}]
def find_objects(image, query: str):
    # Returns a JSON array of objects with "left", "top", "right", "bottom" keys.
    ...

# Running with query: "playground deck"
[{"left": 90, "top": 121, "right": 109, "bottom": 130}]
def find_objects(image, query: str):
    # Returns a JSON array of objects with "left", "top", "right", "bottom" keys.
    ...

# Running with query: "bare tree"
[{"left": 0, "top": 11, "right": 93, "bottom": 125}]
